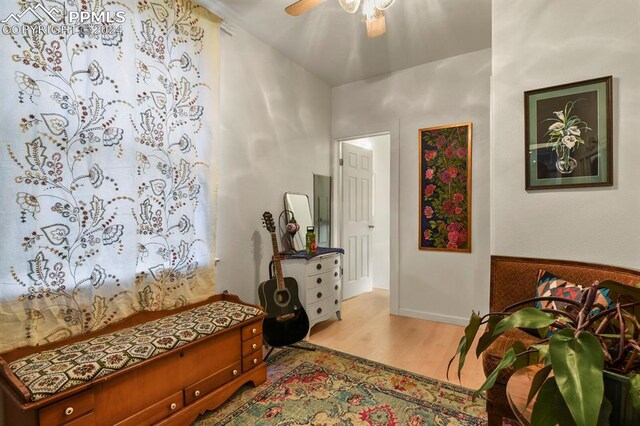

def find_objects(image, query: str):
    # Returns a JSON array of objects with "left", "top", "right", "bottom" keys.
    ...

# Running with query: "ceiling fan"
[{"left": 285, "top": 0, "right": 396, "bottom": 38}]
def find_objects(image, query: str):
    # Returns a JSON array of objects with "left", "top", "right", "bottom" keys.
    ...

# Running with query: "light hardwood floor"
[{"left": 308, "top": 288, "right": 486, "bottom": 390}]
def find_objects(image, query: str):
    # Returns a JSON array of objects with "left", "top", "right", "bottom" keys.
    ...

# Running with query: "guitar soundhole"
[{"left": 276, "top": 291, "right": 290, "bottom": 304}]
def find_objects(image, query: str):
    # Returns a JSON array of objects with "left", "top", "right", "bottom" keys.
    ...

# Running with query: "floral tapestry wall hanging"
[
  {"left": 525, "top": 76, "right": 613, "bottom": 190},
  {"left": 0, "top": 0, "right": 220, "bottom": 352},
  {"left": 419, "top": 123, "right": 472, "bottom": 252}
]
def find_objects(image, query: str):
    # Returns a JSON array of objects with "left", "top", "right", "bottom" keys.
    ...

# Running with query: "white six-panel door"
[{"left": 341, "top": 142, "right": 373, "bottom": 299}]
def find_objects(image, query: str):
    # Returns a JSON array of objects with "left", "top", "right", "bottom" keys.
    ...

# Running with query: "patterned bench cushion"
[{"left": 10, "top": 300, "right": 262, "bottom": 402}]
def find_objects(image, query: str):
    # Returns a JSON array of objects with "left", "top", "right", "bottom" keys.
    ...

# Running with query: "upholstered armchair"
[{"left": 484, "top": 256, "right": 640, "bottom": 426}]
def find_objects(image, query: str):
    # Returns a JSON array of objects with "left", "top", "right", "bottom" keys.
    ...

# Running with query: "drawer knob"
[
  {"left": 194, "top": 390, "right": 201, "bottom": 397},
  {"left": 252, "top": 343, "right": 258, "bottom": 350},
  {"left": 170, "top": 403, "right": 177, "bottom": 410},
  {"left": 252, "top": 328, "right": 257, "bottom": 334},
  {"left": 317, "top": 277, "right": 322, "bottom": 284},
  {"left": 317, "top": 307, "right": 322, "bottom": 314},
  {"left": 232, "top": 369, "right": 238, "bottom": 376},
  {"left": 316, "top": 264, "right": 322, "bottom": 270},
  {"left": 335, "top": 284, "right": 338, "bottom": 290},
  {"left": 335, "top": 299, "right": 339, "bottom": 305},
  {"left": 317, "top": 292, "right": 322, "bottom": 299},
  {"left": 334, "top": 272, "right": 338, "bottom": 277},
  {"left": 335, "top": 259, "right": 338, "bottom": 264},
  {"left": 253, "top": 358, "right": 258, "bottom": 364},
  {"left": 65, "top": 407, "right": 74, "bottom": 416}
]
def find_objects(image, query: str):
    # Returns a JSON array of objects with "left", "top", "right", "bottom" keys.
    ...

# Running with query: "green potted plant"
[{"left": 449, "top": 280, "right": 640, "bottom": 426}]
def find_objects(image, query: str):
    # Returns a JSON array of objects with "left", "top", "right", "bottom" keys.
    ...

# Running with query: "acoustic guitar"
[{"left": 258, "top": 212, "right": 310, "bottom": 347}]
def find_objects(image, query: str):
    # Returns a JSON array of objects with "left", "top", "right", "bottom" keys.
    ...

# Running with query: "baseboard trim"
[{"left": 398, "top": 308, "right": 469, "bottom": 326}]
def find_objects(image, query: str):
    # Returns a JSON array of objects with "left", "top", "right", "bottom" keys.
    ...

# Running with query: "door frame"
[{"left": 332, "top": 120, "right": 399, "bottom": 315}]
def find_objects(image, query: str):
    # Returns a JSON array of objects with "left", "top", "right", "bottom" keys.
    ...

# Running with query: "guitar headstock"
[{"left": 262, "top": 211, "right": 276, "bottom": 233}]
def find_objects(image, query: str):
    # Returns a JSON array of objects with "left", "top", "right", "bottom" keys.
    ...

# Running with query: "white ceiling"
[{"left": 205, "top": 0, "right": 491, "bottom": 87}]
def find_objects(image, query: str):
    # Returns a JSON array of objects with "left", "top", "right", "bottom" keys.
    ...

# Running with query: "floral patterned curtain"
[{"left": 0, "top": 0, "right": 219, "bottom": 352}]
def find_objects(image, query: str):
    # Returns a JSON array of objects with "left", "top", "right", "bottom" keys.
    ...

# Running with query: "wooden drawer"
[
  {"left": 242, "top": 353, "right": 262, "bottom": 372},
  {"left": 307, "top": 297, "right": 340, "bottom": 323},
  {"left": 241, "top": 321, "right": 262, "bottom": 341},
  {"left": 113, "top": 391, "right": 183, "bottom": 426},
  {"left": 306, "top": 255, "right": 341, "bottom": 276},
  {"left": 306, "top": 280, "right": 340, "bottom": 304},
  {"left": 40, "top": 390, "right": 94, "bottom": 426},
  {"left": 63, "top": 412, "right": 94, "bottom": 426},
  {"left": 180, "top": 330, "right": 240, "bottom": 386},
  {"left": 305, "top": 268, "right": 340, "bottom": 291},
  {"left": 184, "top": 361, "right": 241, "bottom": 405},
  {"left": 242, "top": 335, "right": 262, "bottom": 356}
]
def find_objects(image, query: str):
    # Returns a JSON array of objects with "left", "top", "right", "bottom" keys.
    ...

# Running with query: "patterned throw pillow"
[{"left": 535, "top": 270, "right": 612, "bottom": 315}]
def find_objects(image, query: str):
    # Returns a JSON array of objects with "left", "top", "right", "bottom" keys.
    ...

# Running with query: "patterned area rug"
[{"left": 194, "top": 343, "right": 491, "bottom": 425}]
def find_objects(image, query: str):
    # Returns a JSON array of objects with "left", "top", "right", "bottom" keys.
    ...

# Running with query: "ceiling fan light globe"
[
  {"left": 338, "top": 0, "right": 361, "bottom": 14},
  {"left": 374, "top": 0, "right": 395, "bottom": 10}
]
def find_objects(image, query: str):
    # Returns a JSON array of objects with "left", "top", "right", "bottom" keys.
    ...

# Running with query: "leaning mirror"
[
  {"left": 284, "top": 192, "right": 312, "bottom": 251},
  {"left": 313, "top": 174, "right": 331, "bottom": 247}
]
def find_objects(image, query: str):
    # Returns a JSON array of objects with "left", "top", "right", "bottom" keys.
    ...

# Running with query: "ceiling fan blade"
[
  {"left": 285, "top": 0, "right": 326, "bottom": 16},
  {"left": 366, "top": 14, "right": 386, "bottom": 37}
]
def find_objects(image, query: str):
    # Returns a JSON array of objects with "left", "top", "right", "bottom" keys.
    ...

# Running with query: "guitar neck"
[{"left": 270, "top": 232, "right": 286, "bottom": 291}]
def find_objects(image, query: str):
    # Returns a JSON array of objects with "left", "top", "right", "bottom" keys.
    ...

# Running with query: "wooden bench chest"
[{"left": 0, "top": 294, "right": 266, "bottom": 426}]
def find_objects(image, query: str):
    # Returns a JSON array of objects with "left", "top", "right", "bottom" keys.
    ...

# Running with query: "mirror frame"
[{"left": 283, "top": 192, "right": 313, "bottom": 252}]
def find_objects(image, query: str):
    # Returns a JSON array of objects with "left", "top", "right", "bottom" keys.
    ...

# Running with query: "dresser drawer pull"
[
  {"left": 335, "top": 284, "right": 339, "bottom": 290},
  {"left": 334, "top": 272, "right": 338, "bottom": 277},
  {"left": 65, "top": 407, "right": 74, "bottom": 416},
  {"left": 317, "top": 307, "right": 322, "bottom": 314},
  {"left": 335, "top": 299, "right": 339, "bottom": 305},
  {"left": 253, "top": 358, "right": 258, "bottom": 365},
  {"left": 233, "top": 369, "right": 239, "bottom": 376},
  {"left": 317, "top": 292, "right": 322, "bottom": 299},
  {"left": 170, "top": 403, "right": 177, "bottom": 410},
  {"left": 194, "top": 390, "right": 201, "bottom": 397},
  {"left": 252, "top": 328, "right": 257, "bottom": 334},
  {"left": 334, "top": 259, "right": 338, "bottom": 264},
  {"left": 317, "top": 277, "right": 322, "bottom": 284},
  {"left": 316, "top": 264, "right": 322, "bottom": 270},
  {"left": 252, "top": 343, "right": 258, "bottom": 350}
]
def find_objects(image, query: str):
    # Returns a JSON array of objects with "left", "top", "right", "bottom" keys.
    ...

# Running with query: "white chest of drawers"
[{"left": 281, "top": 252, "right": 343, "bottom": 330}]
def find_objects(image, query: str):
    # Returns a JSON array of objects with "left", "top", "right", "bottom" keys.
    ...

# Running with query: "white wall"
[
  {"left": 346, "top": 135, "right": 391, "bottom": 290},
  {"left": 492, "top": 0, "right": 640, "bottom": 268},
  {"left": 215, "top": 26, "right": 332, "bottom": 303},
  {"left": 333, "top": 49, "right": 492, "bottom": 324}
]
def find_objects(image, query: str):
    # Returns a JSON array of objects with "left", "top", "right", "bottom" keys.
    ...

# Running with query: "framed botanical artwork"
[
  {"left": 525, "top": 76, "right": 613, "bottom": 190},
  {"left": 419, "top": 123, "right": 472, "bottom": 252}
]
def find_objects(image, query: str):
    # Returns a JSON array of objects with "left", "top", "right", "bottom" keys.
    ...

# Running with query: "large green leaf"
[
  {"left": 447, "top": 311, "right": 481, "bottom": 380},
  {"left": 598, "top": 398, "right": 612, "bottom": 426},
  {"left": 473, "top": 348, "right": 517, "bottom": 400},
  {"left": 598, "top": 280, "right": 640, "bottom": 302},
  {"left": 476, "top": 315, "right": 502, "bottom": 357},
  {"left": 630, "top": 374, "right": 640, "bottom": 414},
  {"left": 459, "top": 311, "right": 482, "bottom": 378},
  {"left": 531, "top": 377, "right": 574, "bottom": 426},
  {"left": 549, "top": 329, "right": 604, "bottom": 426},
  {"left": 532, "top": 343, "right": 550, "bottom": 363},
  {"left": 493, "top": 307, "right": 556, "bottom": 337},
  {"left": 597, "top": 280, "right": 640, "bottom": 318},
  {"left": 527, "top": 364, "right": 552, "bottom": 406}
]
